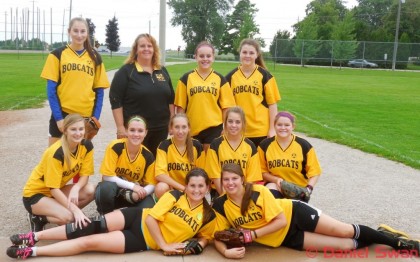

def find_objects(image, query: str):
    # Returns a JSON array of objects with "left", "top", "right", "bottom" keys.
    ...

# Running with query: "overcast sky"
[{"left": 1, "top": 0, "right": 358, "bottom": 50}]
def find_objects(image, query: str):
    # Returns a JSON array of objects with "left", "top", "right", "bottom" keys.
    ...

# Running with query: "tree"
[
  {"left": 105, "top": 16, "right": 121, "bottom": 56},
  {"left": 353, "top": 0, "right": 393, "bottom": 41},
  {"left": 219, "top": 0, "right": 260, "bottom": 57},
  {"left": 330, "top": 12, "right": 358, "bottom": 67},
  {"left": 293, "top": 15, "right": 321, "bottom": 66},
  {"left": 168, "top": 0, "right": 233, "bottom": 57},
  {"left": 86, "top": 18, "right": 96, "bottom": 47},
  {"left": 269, "top": 30, "right": 294, "bottom": 64}
]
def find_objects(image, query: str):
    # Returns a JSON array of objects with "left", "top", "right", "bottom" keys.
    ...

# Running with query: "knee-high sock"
[{"left": 352, "top": 224, "right": 399, "bottom": 249}]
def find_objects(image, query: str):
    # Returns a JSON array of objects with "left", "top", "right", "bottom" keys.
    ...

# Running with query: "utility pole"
[
  {"left": 392, "top": 0, "right": 405, "bottom": 71},
  {"left": 159, "top": 0, "right": 166, "bottom": 65},
  {"left": 4, "top": 12, "right": 7, "bottom": 46}
]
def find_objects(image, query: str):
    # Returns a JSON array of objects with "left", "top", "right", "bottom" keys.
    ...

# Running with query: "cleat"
[
  {"left": 396, "top": 238, "right": 420, "bottom": 256},
  {"left": 10, "top": 232, "right": 37, "bottom": 247},
  {"left": 377, "top": 224, "right": 409, "bottom": 239},
  {"left": 27, "top": 213, "right": 47, "bottom": 232},
  {"left": 118, "top": 189, "right": 136, "bottom": 204},
  {"left": 6, "top": 246, "right": 33, "bottom": 259}
]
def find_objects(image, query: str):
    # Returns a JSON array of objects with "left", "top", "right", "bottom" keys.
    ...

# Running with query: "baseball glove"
[
  {"left": 163, "top": 238, "right": 203, "bottom": 256},
  {"left": 280, "top": 180, "right": 311, "bottom": 202},
  {"left": 84, "top": 117, "right": 101, "bottom": 140},
  {"left": 214, "top": 228, "right": 253, "bottom": 249}
]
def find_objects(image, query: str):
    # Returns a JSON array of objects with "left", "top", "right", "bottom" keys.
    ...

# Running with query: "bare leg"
[
  {"left": 303, "top": 214, "right": 355, "bottom": 251},
  {"left": 61, "top": 183, "right": 95, "bottom": 208},
  {"left": 36, "top": 231, "right": 125, "bottom": 256},
  {"left": 31, "top": 197, "right": 74, "bottom": 225},
  {"left": 155, "top": 182, "right": 170, "bottom": 199}
]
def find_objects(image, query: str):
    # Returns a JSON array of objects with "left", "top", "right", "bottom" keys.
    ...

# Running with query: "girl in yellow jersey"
[
  {"left": 22, "top": 114, "right": 95, "bottom": 232},
  {"left": 258, "top": 111, "right": 321, "bottom": 202},
  {"left": 225, "top": 38, "right": 280, "bottom": 147},
  {"left": 154, "top": 113, "right": 206, "bottom": 199},
  {"left": 7, "top": 169, "right": 218, "bottom": 259},
  {"left": 95, "top": 116, "right": 156, "bottom": 214},
  {"left": 41, "top": 17, "right": 109, "bottom": 146},
  {"left": 212, "top": 163, "right": 418, "bottom": 259},
  {"left": 174, "top": 41, "right": 236, "bottom": 151},
  {"left": 206, "top": 106, "right": 262, "bottom": 196}
]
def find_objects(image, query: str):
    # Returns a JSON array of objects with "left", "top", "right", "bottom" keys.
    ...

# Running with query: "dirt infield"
[{"left": 0, "top": 70, "right": 419, "bottom": 261}]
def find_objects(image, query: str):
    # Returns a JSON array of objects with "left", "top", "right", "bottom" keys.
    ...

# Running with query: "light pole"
[{"left": 392, "top": 0, "right": 405, "bottom": 71}]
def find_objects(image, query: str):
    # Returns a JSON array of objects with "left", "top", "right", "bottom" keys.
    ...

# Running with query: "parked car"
[{"left": 348, "top": 59, "right": 378, "bottom": 68}]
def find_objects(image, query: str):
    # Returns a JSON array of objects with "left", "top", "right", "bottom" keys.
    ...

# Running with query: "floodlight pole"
[
  {"left": 159, "top": 0, "right": 166, "bottom": 65},
  {"left": 392, "top": 0, "right": 404, "bottom": 71}
]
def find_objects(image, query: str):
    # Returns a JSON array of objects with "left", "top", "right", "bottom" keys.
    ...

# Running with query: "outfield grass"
[{"left": 1, "top": 53, "right": 419, "bottom": 169}]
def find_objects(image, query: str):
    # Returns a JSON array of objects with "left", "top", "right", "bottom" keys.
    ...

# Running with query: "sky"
[{"left": 1, "top": 0, "right": 358, "bottom": 50}]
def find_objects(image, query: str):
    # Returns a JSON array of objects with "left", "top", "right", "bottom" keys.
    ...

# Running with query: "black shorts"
[
  {"left": 49, "top": 112, "right": 69, "bottom": 138},
  {"left": 120, "top": 207, "right": 148, "bottom": 253},
  {"left": 281, "top": 200, "right": 322, "bottom": 250},
  {"left": 193, "top": 124, "right": 223, "bottom": 144},
  {"left": 22, "top": 194, "right": 47, "bottom": 214},
  {"left": 247, "top": 136, "right": 266, "bottom": 147}
]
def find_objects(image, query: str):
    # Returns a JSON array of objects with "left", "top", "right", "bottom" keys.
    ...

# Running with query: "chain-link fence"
[{"left": 268, "top": 39, "right": 420, "bottom": 70}]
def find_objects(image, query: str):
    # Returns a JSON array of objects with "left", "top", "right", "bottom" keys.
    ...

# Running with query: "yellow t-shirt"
[
  {"left": 258, "top": 135, "right": 321, "bottom": 187},
  {"left": 212, "top": 184, "right": 293, "bottom": 247},
  {"left": 206, "top": 135, "right": 262, "bottom": 183},
  {"left": 174, "top": 69, "right": 236, "bottom": 136},
  {"left": 100, "top": 139, "right": 156, "bottom": 186},
  {"left": 23, "top": 140, "right": 94, "bottom": 197},
  {"left": 226, "top": 66, "right": 280, "bottom": 138},
  {"left": 155, "top": 138, "right": 206, "bottom": 185},
  {"left": 142, "top": 190, "right": 216, "bottom": 250},
  {"left": 40, "top": 45, "right": 110, "bottom": 117}
]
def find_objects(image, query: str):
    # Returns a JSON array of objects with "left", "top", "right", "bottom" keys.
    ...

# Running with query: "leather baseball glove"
[
  {"left": 214, "top": 228, "right": 253, "bottom": 248},
  {"left": 163, "top": 238, "right": 203, "bottom": 256},
  {"left": 84, "top": 117, "right": 101, "bottom": 140},
  {"left": 280, "top": 180, "right": 311, "bottom": 202}
]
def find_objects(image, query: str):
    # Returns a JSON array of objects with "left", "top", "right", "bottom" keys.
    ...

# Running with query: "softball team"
[{"left": 8, "top": 34, "right": 419, "bottom": 260}]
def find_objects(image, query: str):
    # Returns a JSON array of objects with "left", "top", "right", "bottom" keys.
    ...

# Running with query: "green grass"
[{"left": 1, "top": 53, "right": 419, "bottom": 169}]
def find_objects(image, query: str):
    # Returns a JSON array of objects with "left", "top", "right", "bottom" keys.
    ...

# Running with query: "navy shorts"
[
  {"left": 193, "top": 124, "right": 223, "bottom": 144},
  {"left": 281, "top": 200, "right": 322, "bottom": 250}
]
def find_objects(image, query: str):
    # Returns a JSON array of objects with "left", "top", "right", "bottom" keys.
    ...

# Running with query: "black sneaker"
[
  {"left": 6, "top": 245, "right": 33, "bottom": 259},
  {"left": 27, "top": 213, "right": 47, "bottom": 232},
  {"left": 377, "top": 224, "right": 409, "bottom": 239},
  {"left": 396, "top": 238, "right": 420, "bottom": 256},
  {"left": 118, "top": 189, "right": 136, "bottom": 204},
  {"left": 10, "top": 232, "right": 37, "bottom": 247}
]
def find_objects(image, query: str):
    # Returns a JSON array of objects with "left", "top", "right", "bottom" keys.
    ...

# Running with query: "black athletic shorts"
[
  {"left": 247, "top": 136, "right": 266, "bottom": 147},
  {"left": 22, "top": 194, "right": 46, "bottom": 214},
  {"left": 281, "top": 200, "right": 322, "bottom": 250},
  {"left": 193, "top": 124, "right": 223, "bottom": 144},
  {"left": 49, "top": 112, "right": 69, "bottom": 138},
  {"left": 120, "top": 207, "right": 148, "bottom": 253}
]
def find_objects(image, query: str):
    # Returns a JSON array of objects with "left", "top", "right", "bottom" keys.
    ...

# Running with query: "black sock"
[{"left": 352, "top": 224, "right": 399, "bottom": 249}]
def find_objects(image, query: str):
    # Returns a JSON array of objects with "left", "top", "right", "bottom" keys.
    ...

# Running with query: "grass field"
[{"left": 1, "top": 53, "right": 419, "bottom": 170}]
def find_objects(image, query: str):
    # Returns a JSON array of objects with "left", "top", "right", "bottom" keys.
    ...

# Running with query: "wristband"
[{"left": 253, "top": 230, "right": 258, "bottom": 239}]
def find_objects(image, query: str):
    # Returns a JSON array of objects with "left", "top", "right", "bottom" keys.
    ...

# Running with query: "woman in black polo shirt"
[{"left": 110, "top": 33, "right": 175, "bottom": 156}]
